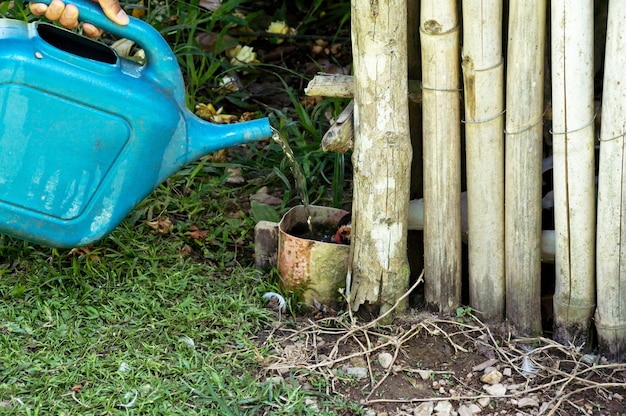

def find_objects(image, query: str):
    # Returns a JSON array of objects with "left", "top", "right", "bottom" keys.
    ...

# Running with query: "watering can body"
[{"left": 0, "top": 1, "right": 272, "bottom": 247}]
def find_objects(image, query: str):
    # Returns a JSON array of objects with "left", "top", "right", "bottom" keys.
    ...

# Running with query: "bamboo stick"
[
  {"left": 550, "top": 0, "right": 596, "bottom": 347},
  {"left": 596, "top": 0, "right": 626, "bottom": 361},
  {"left": 461, "top": 0, "right": 505, "bottom": 322},
  {"left": 348, "top": 0, "right": 411, "bottom": 316},
  {"left": 504, "top": 0, "right": 546, "bottom": 336},
  {"left": 420, "top": 0, "right": 462, "bottom": 315}
]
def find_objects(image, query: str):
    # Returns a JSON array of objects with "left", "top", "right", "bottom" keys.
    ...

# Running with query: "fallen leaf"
[
  {"left": 131, "top": 0, "right": 145, "bottom": 18},
  {"left": 225, "top": 167, "right": 245, "bottom": 185},
  {"left": 145, "top": 217, "right": 173, "bottom": 234},
  {"left": 71, "top": 384, "right": 82, "bottom": 393},
  {"left": 179, "top": 244, "right": 193, "bottom": 257},
  {"left": 68, "top": 246, "right": 100, "bottom": 261},
  {"left": 250, "top": 186, "right": 283, "bottom": 206},
  {"left": 188, "top": 225, "right": 209, "bottom": 241},
  {"left": 196, "top": 32, "right": 238, "bottom": 54}
]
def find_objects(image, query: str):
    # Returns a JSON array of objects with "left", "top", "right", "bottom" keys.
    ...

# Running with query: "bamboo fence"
[{"left": 309, "top": 0, "right": 623, "bottom": 359}]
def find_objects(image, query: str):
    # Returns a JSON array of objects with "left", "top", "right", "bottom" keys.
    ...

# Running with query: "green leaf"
[{"left": 250, "top": 200, "right": 280, "bottom": 223}]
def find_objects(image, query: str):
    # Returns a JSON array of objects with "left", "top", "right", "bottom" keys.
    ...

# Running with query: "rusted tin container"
[{"left": 278, "top": 205, "right": 350, "bottom": 305}]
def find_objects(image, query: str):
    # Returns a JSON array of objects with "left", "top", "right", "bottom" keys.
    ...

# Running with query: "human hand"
[{"left": 29, "top": 0, "right": 129, "bottom": 38}]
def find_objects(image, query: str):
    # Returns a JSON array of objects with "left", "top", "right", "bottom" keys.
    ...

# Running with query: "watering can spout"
[{"left": 185, "top": 116, "right": 273, "bottom": 164}]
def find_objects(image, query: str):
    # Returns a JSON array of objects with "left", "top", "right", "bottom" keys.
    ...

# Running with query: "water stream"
[{"left": 271, "top": 127, "right": 312, "bottom": 233}]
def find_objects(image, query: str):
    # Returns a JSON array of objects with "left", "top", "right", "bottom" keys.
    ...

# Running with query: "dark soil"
[{"left": 258, "top": 310, "right": 626, "bottom": 415}]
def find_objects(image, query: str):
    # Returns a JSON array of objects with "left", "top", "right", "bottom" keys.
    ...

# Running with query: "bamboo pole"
[
  {"left": 550, "top": 0, "right": 596, "bottom": 347},
  {"left": 461, "top": 0, "right": 505, "bottom": 322},
  {"left": 596, "top": 0, "right": 626, "bottom": 360},
  {"left": 420, "top": 1, "right": 462, "bottom": 314},
  {"left": 505, "top": 0, "right": 546, "bottom": 336},
  {"left": 348, "top": 0, "right": 411, "bottom": 316}
]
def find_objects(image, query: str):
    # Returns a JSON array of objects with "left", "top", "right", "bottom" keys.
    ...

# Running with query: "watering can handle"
[{"left": 31, "top": 0, "right": 184, "bottom": 100}]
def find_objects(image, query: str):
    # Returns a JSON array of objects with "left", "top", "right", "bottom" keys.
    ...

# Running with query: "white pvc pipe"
[{"left": 408, "top": 195, "right": 556, "bottom": 263}]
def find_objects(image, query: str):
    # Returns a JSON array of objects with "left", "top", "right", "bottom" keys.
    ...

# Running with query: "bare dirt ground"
[{"left": 258, "top": 280, "right": 626, "bottom": 416}]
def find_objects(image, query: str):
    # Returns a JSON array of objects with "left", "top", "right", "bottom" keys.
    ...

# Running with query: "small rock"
[
  {"left": 378, "top": 352, "right": 394, "bottom": 369},
  {"left": 517, "top": 397, "right": 539, "bottom": 408},
  {"left": 483, "top": 366, "right": 497, "bottom": 374},
  {"left": 346, "top": 366, "right": 368, "bottom": 379},
  {"left": 264, "top": 376, "right": 283, "bottom": 385},
  {"left": 418, "top": 369, "right": 433, "bottom": 380},
  {"left": 477, "top": 397, "right": 491, "bottom": 408},
  {"left": 467, "top": 403, "right": 482, "bottom": 414},
  {"left": 614, "top": 392, "right": 624, "bottom": 401},
  {"left": 434, "top": 400, "right": 452, "bottom": 415},
  {"left": 480, "top": 369, "right": 503, "bottom": 385},
  {"left": 305, "top": 398, "right": 319, "bottom": 411},
  {"left": 364, "top": 410, "right": 377, "bottom": 416},
  {"left": 507, "top": 383, "right": 524, "bottom": 391},
  {"left": 413, "top": 401, "right": 434, "bottom": 416},
  {"left": 483, "top": 383, "right": 507, "bottom": 396},
  {"left": 457, "top": 404, "right": 473, "bottom": 416},
  {"left": 581, "top": 353, "right": 599, "bottom": 364},
  {"left": 502, "top": 367, "right": 512, "bottom": 377}
]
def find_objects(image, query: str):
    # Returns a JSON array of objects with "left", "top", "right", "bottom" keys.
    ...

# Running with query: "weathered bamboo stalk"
[
  {"left": 348, "top": 0, "right": 411, "bottom": 316},
  {"left": 461, "top": 0, "right": 505, "bottom": 322},
  {"left": 550, "top": 0, "right": 596, "bottom": 347},
  {"left": 420, "top": 0, "right": 462, "bottom": 314},
  {"left": 596, "top": 0, "right": 626, "bottom": 361},
  {"left": 505, "top": 0, "right": 546, "bottom": 336}
]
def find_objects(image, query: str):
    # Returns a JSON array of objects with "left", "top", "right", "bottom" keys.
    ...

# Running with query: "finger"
[
  {"left": 82, "top": 22, "right": 104, "bottom": 38},
  {"left": 58, "top": 4, "right": 79, "bottom": 29},
  {"left": 44, "top": 0, "right": 65, "bottom": 21},
  {"left": 97, "top": 0, "right": 129, "bottom": 25},
  {"left": 29, "top": 3, "right": 48, "bottom": 16}
]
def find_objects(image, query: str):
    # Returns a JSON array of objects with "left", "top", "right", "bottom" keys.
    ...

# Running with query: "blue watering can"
[{"left": 0, "top": 0, "right": 273, "bottom": 248}]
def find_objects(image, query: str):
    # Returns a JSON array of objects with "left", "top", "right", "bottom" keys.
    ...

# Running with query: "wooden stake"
[{"left": 348, "top": 0, "right": 411, "bottom": 316}]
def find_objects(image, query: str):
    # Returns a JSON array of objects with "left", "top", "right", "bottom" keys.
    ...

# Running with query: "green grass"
[{"left": 0, "top": 165, "right": 354, "bottom": 415}]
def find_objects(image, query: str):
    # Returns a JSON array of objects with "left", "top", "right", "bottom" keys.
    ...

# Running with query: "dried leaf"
[
  {"left": 179, "top": 244, "right": 193, "bottom": 257},
  {"left": 250, "top": 186, "right": 283, "bottom": 206},
  {"left": 131, "top": 0, "right": 145, "bottom": 18},
  {"left": 68, "top": 246, "right": 100, "bottom": 261},
  {"left": 225, "top": 167, "right": 245, "bottom": 185},
  {"left": 195, "top": 32, "right": 237, "bottom": 54},
  {"left": 145, "top": 217, "right": 173, "bottom": 234},
  {"left": 188, "top": 225, "right": 209, "bottom": 241},
  {"left": 199, "top": 0, "right": 221, "bottom": 11}
]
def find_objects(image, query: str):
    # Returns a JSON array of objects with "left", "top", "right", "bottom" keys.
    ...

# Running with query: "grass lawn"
[{"left": 0, "top": 166, "right": 354, "bottom": 415}]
